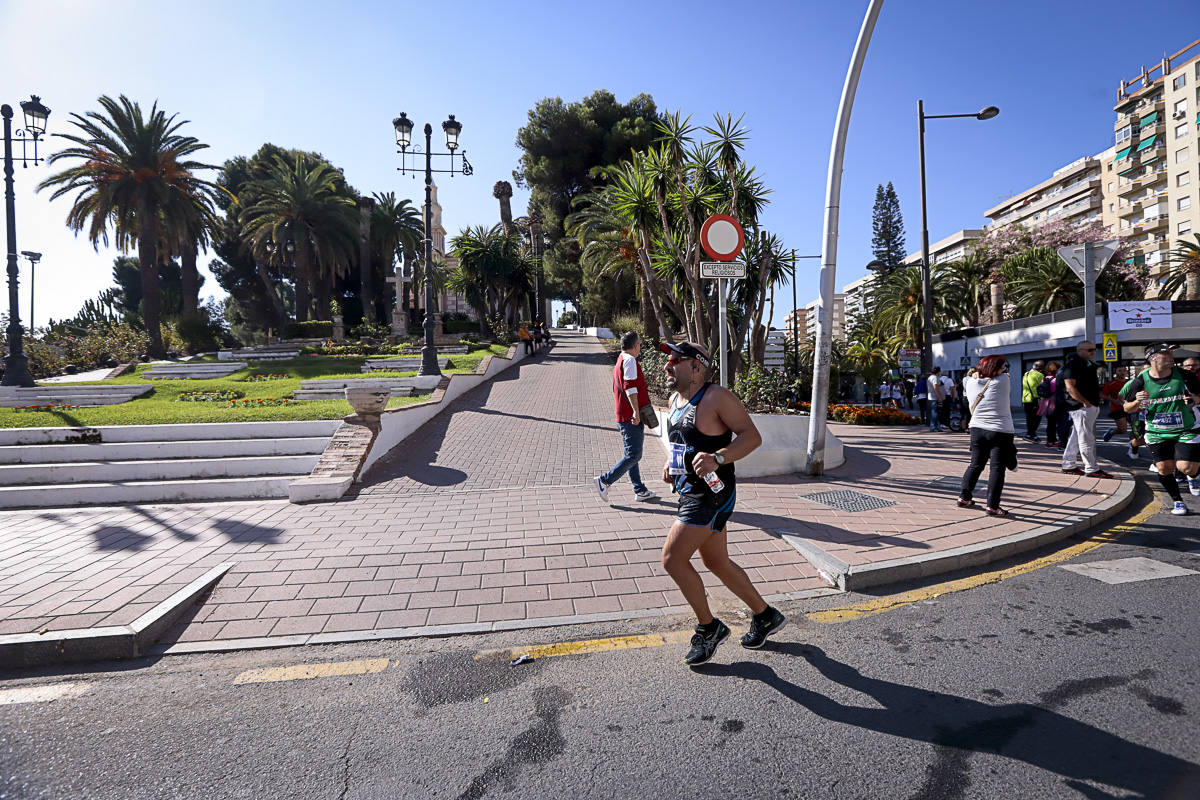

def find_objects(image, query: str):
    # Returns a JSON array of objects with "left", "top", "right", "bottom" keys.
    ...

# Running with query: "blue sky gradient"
[{"left": 2, "top": 0, "right": 1199, "bottom": 328}]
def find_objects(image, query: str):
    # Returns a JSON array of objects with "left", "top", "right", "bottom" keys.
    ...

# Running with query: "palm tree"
[
  {"left": 239, "top": 154, "right": 356, "bottom": 322},
  {"left": 39, "top": 95, "right": 217, "bottom": 355},
  {"left": 1162, "top": 233, "right": 1200, "bottom": 300},
  {"left": 1002, "top": 247, "right": 1081, "bottom": 317},
  {"left": 938, "top": 250, "right": 994, "bottom": 327},
  {"left": 845, "top": 333, "right": 890, "bottom": 406},
  {"left": 162, "top": 183, "right": 222, "bottom": 314},
  {"left": 371, "top": 192, "right": 423, "bottom": 326},
  {"left": 448, "top": 224, "right": 531, "bottom": 324}
]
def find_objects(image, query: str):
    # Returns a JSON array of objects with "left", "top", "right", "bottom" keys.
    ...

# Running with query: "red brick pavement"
[{"left": 0, "top": 332, "right": 1129, "bottom": 652}]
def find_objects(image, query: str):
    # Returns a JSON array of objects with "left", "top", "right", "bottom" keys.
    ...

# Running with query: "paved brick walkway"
[{"left": 0, "top": 331, "right": 1132, "bottom": 654}]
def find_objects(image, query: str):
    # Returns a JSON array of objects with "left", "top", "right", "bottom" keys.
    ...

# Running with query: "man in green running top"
[{"left": 1122, "top": 343, "right": 1200, "bottom": 515}]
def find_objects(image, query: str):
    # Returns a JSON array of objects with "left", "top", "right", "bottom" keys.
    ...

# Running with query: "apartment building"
[
  {"left": 805, "top": 294, "right": 845, "bottom": 341},
  {"left": 902, "top": 229, "right": 985, "bottom": 267},
  {"left": 784, "top": 306, "right": 808, "bottom": 344},
  {"left": 985, "top": 155, "right": 1106, "bottom": 232},
  {"left": 841, "top": 273, "right": 876, "bottom": 330},
  {"left": 1109, "top": 38, "right": 1200, "bottom": 287}
]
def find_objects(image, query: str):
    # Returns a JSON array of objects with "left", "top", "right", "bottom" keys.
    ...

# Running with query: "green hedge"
[{"left": 285, "top": 320, "right": 333, "bottom": 338}]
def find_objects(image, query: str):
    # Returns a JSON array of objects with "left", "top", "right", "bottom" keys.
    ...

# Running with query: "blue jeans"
[
  {"left": 929, "top": 400, "right": 942, "bottom": 431},
  {"left": 602, "top": 421, "right": 647, "bottom": 493}
]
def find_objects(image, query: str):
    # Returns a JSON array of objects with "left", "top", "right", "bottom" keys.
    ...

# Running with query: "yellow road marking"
[
  {"left": 475, "top": 631, "right": 694, "bottom": 663},
  {"left": 808, "top": 493, "right": 1159, "bottom": 624},
  {"left": 233, "top": 658, "right": 389, "bottom": 685},
  {"left": 0, "top": 682, "right": 90, "bottom": 705}
]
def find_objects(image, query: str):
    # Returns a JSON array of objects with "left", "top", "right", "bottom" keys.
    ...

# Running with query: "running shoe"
[
  {"left": 1177, "top": 473, "right": 1188, "bottom": 483},
  {"left": 985, "top": 507, "right": 1009, "bottom": 517},
  {"left": 1085, "top": 470, "right": 1115, "bottom": 479},
  {"left": 593, "top": 476, "right": 610, "bottom": 503},
  {"left": 1126, "top": 444, "right": 1136, "bottom": 459},
  {"left": 1171, "top": 501, "right": 1188, "bottom": 516},
  {"left": 634, "top": 488, "right": 658, "bottom": 502},
  {"left": 1102, "top": 428, "right": 1115, "bottom": 442},
  {"left": 1189, "top": 477, "right": 1200, "bottom": 497},
  {"left": 1062, "top": 467, "right": 1085, "bottom": 476},
  {"left": 956, "top": 498, "right": 976, "bottom": 508},
  {"left": 1149, "top": 463, "right": 1159, "bottom": 474},
  {"left": 741, "top": 607, "right": 787, "bottom": 649},
  {"left": 683, "top": 620, "right": 730, "bottom": 666}
]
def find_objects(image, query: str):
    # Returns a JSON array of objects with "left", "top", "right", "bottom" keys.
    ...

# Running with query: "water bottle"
[{"left": 703, "top": 469, "right": 724, "bottom": 493}]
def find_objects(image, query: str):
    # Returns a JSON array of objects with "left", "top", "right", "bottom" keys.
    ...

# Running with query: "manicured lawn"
[{"left": 0, "top": 344, "right": 511, "bottom": 428}]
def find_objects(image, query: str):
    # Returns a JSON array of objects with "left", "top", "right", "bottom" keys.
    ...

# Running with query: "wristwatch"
[{"left": 714, "top": 452, "right": 727, "bottom": 466}]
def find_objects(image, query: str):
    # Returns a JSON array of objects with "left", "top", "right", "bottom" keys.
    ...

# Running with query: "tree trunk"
[
  {"left": 314, "top": 270, "right": 332, "bottom": 321},
  {"left": 137, "top": 200, "right": 165, "bottom": 357},
  {"left": 255, "top": 260, "right": 287, "bottom": 329},
  {"left": 358, "top": 198, "right": 375, "bottom": 324},
  {"left": 181, "top": 240, "right": 199, "bottom": 314},
  {"left": 294, "top": 246, "right": 312, "bottom": 323},
  {"left": 1187, "top": 270, "right": 1200, "bottom": 301},
  {"left": 990, "top": 281, "right": 1005, "bottom": 324},
  {"left": 640, "top": 277, "right": 658, "bottom": 340}
]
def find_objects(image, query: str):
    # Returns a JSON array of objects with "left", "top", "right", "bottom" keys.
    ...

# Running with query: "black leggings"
[
  {"left": 960, "top": 428, "right": 1013, "bottom": 509},
  {"left": 1023, "top": 401, "right": 1041, "bottom": 438}
]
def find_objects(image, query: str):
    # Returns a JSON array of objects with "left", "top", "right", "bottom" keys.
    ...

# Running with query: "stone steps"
[
  {"left": 0, "top": 436, "right": 331, "bottom": 463},
  {"left": 144, "top": 362, "right": 247, "bottom": 379},
  {"left": 0, "top": 476, "right": 302, "bottom": 510},
  {"left": 360, "top": 357, "right": 448, "bottom": 373},
  {"left": 0, "top": 384, "right": 154, "bottom": 407},
  {"left": 0, "top": 454, "right": 320, "bottom": 486}
]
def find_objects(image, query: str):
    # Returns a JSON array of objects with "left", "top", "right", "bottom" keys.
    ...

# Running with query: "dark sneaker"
[
  {"left": 1085, "top": 470, "right": 1114, "bottom": 479},
  {"left": 1102, "top": 428, "right": 1116, "bottom": 442},
  {"left": 683, "top": 620, "right": 730, "bottom": 666},
  {"left": 740, "top": 607, "right": 787, "bottom": 649},
  {"left": 1061, "top": 467, "right": 1085, "bottom": 476}
]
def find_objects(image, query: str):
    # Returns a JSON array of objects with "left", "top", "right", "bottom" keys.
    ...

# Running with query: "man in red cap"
[{"left": 657, "top": 340, "right": 786, "bottom": 666}]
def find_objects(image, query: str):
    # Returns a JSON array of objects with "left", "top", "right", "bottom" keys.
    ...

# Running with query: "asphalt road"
[{"left": 2, "top": 467, "right": 1198, "bottom": 800}]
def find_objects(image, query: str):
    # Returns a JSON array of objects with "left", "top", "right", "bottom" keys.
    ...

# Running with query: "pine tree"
[{"left": 871, "top": 182, "right": 907, "bottom": 272}]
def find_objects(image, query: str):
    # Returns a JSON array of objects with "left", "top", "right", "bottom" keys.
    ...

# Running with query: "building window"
[
  {"left": 1180, "top": 220, "right": 1193, "bottom": 236},
  {"left": 1179, "top": 147, "right": 1191, "bottom": 164},
  {"left": 1109, "top": 203, "right": 1114, "bottom": 212},
  {"left": 1107, "top": 181, "right": 1114, "bottom": 192},
  {"left": 1181, "top": 196, "right": 1193, "bottom": 211},
  {"left": 1180, "top": 172, "right": 1193, "bottom": 187},
  {"left": 1179, "top": 122, "right": 1190, "bottom": 139},
  {"left": 1116, "top": 125, "right": 1132, "bottom": 144},
  {"left": 1174, "top": 99, "right": 1188, "bottom": 116},
  {"left": 1174, "top": 74, "right": 1187, "bottom": 91}
]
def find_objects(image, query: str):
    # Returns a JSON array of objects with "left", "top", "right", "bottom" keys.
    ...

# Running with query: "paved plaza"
[{"left": 0, "top": 332, "right": 1133, "bottom": 657}]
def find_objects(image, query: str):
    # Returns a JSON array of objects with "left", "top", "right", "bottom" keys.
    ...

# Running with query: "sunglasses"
[{"left": 666, "top": 355, "right": 693, "bottom": 365}]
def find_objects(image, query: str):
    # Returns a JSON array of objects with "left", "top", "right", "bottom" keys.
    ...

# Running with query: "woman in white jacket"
[{"left": 957, "top": 354, "right": 1016, "bottom": 516}]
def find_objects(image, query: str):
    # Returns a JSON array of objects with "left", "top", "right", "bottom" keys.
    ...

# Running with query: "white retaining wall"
[{"left": 652, "top": 408, "right": 843, "bottom": 477}]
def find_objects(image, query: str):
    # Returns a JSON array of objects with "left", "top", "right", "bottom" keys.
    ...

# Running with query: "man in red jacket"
[{"left": 595, "top": 331, "right": 657, "bottom": 503}]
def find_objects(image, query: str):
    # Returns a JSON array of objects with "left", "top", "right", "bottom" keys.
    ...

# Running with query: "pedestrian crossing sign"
[{"left": 1102, "top": 333, "right": 1118, "bottom": 362}]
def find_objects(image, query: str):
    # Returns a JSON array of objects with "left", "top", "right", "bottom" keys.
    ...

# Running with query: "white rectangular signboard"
[
  {"left": 700, "top": 261, "right": 747, "bottom": 279},
  {"left": 1107, "top": 300, "right": 1173, "bottom": 330}
]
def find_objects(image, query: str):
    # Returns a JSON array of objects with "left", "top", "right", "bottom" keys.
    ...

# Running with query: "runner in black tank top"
[{"left": 657, "top": 341, "right": 788, "bottom": 667}]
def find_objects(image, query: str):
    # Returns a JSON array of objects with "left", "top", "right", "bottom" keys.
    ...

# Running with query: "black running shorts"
[
  {"left": 676, "top": 487, "right": 737, "bottom": 532},
  {"left": 1148, "top": 438, "right": 1200, "bottom": 464}
]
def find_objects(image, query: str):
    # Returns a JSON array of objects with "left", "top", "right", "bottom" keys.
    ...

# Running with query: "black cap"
[
  {"left": 658, "top": 341, "right": 711, "bottom": 369},
  {"left": 1144, "top": 342, "right": 1179, "bottom": 359}
]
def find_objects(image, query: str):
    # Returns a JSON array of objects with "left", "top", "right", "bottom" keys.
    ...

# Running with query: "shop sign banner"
[{"left": 1107, "top": 301, "right": 1172, "bottom": 330}]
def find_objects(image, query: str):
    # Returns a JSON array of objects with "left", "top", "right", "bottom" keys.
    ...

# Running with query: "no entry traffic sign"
[{"left": 700, "top": 214, "right": 745, "bottom": 262}]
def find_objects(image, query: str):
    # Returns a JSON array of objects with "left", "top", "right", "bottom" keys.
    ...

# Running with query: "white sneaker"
[
  {"left": 1189, "top": 477, "right": 1200, "bottom": 497},
  {"left": 593, "top": 476, "right": 610, "bottom": 503},
  {"left": 1149, "top": 463, "right": 1159, "bottom": 474},
  {"left": 634, "top": 488, "right": 658, "bottom": 502},
  {"left": 1172, "top": 501, "right": 1188, "bottom": 516},
  {"left": 1126, "top": 444, "right": 1135, "bottom": 459}
]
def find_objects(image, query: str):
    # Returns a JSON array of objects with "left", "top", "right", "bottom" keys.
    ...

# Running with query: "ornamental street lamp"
[
  {"left": 917, "top": 101, "right": 998, "bottom": 377},
  {"left": 392, "top": 112, "right": 473, "bottom": 377},
  {"left": 2, "top": 95, "right": 50, "bottom": 388},
  {"left": 20, "top": 250, "right": 40, "bottom": 332}
]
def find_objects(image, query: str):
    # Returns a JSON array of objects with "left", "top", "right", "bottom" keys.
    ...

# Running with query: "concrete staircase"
[
  {"left": 0, "top": 420, "right": 340, "bottom": 509},
  {"left": 0, "top": 384, "right": 153, "bottom": 408},
  {"left": 360, "top": 357, "right": 449, "bottom": 373},
  {"left": 144, "top": 362, "right": 247, "bottom": 379},
  {"left": 291, "top": 377, "right": 439, "bottom": 402}
]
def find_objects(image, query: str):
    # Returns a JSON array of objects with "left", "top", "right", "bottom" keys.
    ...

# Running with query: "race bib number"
[
  {"left": 1152, "top": 412, "right": 1184, "bottom": 430},
  {"left": 668, "top": 442, "right": 688, "bottom": 476}
]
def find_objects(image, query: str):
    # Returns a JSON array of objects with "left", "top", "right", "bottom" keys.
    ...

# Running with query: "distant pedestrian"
[
  {"left": 1040, "top": 361, "right": 1062, "bottom": 447},
  {"left": 594, "top": 331, "right": 657, "bottom": 504},
  {"left": 958, "top": 355, "right": 1017, "bottom": 516},
  {"left": 939, "top": 370, "right": 956, "bottom": 429},
  {"left": 1021, "top": 360, "right": 1045, "bottom": 441},
  {"left": 657, "top": 341, "right": 784, "bottom": 666},
  {"left": 927, "top": 367, "right": 945, "bottom": 432},
  {"left": 915, "top": 375, "right": 929, "bottom": 425},
  {"left": 1123, "top": 343, "right": 1200, "bottom": 515},
  {"left": 1060, "top": 340, "right": 1113, "bottom": 479},
  {"left": 518, "top": 324, "right": 533, "bottom": 355}
]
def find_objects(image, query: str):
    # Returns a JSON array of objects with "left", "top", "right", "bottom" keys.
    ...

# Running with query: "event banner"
[{"left": 1106, "top": 300, "right": 1172, "bottom": 330}]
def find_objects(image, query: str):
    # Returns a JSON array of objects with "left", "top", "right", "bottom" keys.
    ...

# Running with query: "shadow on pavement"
[{"left": 703, "top": 642, "right": 1200, "bottom": 800}]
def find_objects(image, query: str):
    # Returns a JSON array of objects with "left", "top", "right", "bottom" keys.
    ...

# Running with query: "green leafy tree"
[
  {"left": 447, "top": 225, "right": 532, "bottom": 324},
  {"left": 1163, "top": 233, "right": 1200, "bottom": 300},
  {"left": 39, "top": 94, "right": 217, "bottom": 356},
  {"left": 845, "top": 333, "right": 891, "bottom": 407},
  {"left": 370, "top": 192, "right": 424, "bottom": 326},
  {"left": 870, "top": 182, "right": 907, "bottom": 272}
]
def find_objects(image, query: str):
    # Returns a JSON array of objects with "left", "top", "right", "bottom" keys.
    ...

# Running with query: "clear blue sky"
[{"left": 2, "top": 0, "right": 1199, "bottom": 329}]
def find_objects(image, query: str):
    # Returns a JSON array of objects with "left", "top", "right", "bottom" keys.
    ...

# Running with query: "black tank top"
[{"left": 667, "top": 382, "right": 735, "bottom": 493}]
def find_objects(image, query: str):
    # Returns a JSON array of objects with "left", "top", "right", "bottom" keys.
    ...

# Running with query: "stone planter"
[
  {"left": 333, "top": 315, "right": 345, "bottom": 343},
  {"left": 345, "top": 387, "right": 390, "bottom": 415}
]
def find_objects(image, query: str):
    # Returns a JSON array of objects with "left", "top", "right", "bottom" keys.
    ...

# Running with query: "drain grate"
[{"left": 801, "top": 489, "right": 896, "bottom": 513}]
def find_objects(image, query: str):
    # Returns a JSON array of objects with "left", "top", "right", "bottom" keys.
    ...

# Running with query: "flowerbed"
[
  {"left": 12, "top": 403, "right": 78, "bottom": 412},
  {"left": 828, "top": 405, "right": 920, "bottom": 425},
  {"left": 223, "top": 397, "right": 295, "bottom": 408},
  {"left": 178, "top": 390, "right": 244, "bottom": 402},
  {"left": 242, "top": 374, "right": 289, "bottom": 382}
]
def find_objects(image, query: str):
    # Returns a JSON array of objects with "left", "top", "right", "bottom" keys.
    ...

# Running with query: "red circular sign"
[{"left": 700, "top": 214, "right": 745, "bottom": 262}]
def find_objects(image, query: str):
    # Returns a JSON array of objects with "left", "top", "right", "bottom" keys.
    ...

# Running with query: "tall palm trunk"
[
  {"left": 181, "top": 240, "right": 199, "bottom": 314},
  {"left": 315, "top": 269, "right": 332, "bottom": 321},
  {"left": 1187, "top": 271, "right": 1200, "bottom": 301},
  {"left": 294, "top": 245, "right": 313, "bottom": 323},
  {"left": 358, "top": 198, "right": 375, "bottom": 323},
  {"left": 255, "top": 260, "right": 288, "bottom": 331},
  {"left": 137, "top": 199, "right": 165, "bottom": 357}
]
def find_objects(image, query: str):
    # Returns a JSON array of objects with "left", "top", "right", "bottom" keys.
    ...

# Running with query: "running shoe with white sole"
[
  {"left": 1149, "top": 463, "right": 1159, "bottom": 474},
  {"left": 634, "top": 488, "right": 658, "bottom": 502},
  {"left": 741, "top": 607, "right": 787, "bottom": 649},
  {"left": 593, "top": 476, "right": 610, "bottom": 503},
  {"left": 1172, "top": 501, "right": 1188, "bottom": 516},
  {"left": 1189, "top": 477, "right": 1200, "bottom": 497}
]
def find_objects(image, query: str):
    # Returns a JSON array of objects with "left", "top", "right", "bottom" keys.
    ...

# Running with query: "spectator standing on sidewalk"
[
  {"left": 1040, "top": 361, "right": 1063, "bottom": 448},
  {"left": 1060, "top": 340, "right": 1113, "bottom": 479},
  {"left": 1021, "top": 360, "right": 1045, "bottom": 441},
  {"left": 939, "top": 370, "right": 957, "bottom": 430},
  {"left": 957, "top": 355, "right": 1016, "bottom": 516},
  {"left": 656, "top": 341, "right": 785, "bottom": 666},
  {"left": 927, "top": 368, "right": 945, "bottom": 432},
  {"left": 594, "top": 331, "right": 657, "bottom": 504},
  {"left": 915, "top": 375, "right": 929, "bottom": 425},
  {"left": 1123, "top": 343, "right": 1200, "bottom": 515},
  {"left": 518, "top": 324, "right": 533, "bottom": 355}
]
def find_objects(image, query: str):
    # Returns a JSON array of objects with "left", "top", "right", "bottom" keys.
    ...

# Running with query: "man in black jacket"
[{"left": 1060, "top": 340, "right": 1113, "bottom": 479}]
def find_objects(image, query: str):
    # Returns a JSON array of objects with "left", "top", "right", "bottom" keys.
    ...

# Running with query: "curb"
[
  {"left": 781, "top": 460, "right": 1137, "bottom": 592},
  {"left": 0, "top": 563, "right": 232, "bottom": 669}
]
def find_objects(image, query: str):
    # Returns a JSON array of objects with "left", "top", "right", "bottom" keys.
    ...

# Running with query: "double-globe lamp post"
[
  {"left": 2, "top": 95, "right": 50, "bottom": 388},
  {"left": 917, "top": 101, "right": 998, "bottom": 378},
  {"left": 391, "top": 112, "right": 473, "bottom": 377}
]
